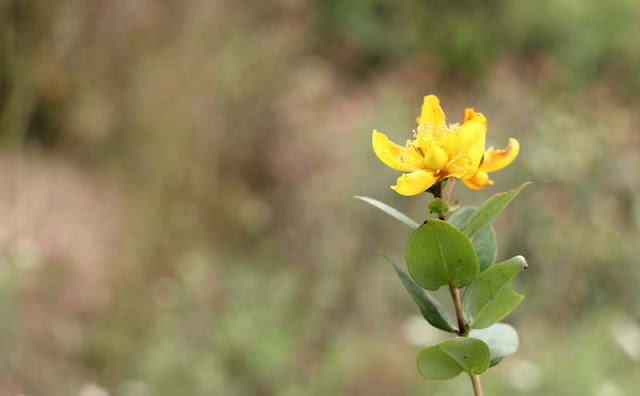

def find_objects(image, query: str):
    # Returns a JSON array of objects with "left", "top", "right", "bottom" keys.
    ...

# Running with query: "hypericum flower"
[{"left": 372, "top": 95, "right": 519, "bottom": 195}]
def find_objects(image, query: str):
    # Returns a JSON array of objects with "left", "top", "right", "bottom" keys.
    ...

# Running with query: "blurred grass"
[{"left": 1, "top": 0, "right": 640, "bottom": 395}]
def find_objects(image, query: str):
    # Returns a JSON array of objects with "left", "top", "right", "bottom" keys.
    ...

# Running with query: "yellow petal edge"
[
  {"left": 479, "top": 138, "right": 520, "bottom": 173},
  {"left": 416, "top": 95, "right": 446, "bottom": 127},
  {"left": 372, "top": 130, "right": 424, "bottom": 172},
  {"left": 391, "top": 170, "right": 439, "bottom": 196},
  {"left": 462, "top": 171, "right": 494, "bottom": 190}
]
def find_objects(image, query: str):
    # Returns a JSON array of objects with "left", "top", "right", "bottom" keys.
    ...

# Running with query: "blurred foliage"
[
  {"left": 315, "top": 0, "right": 640, "bottom": 91},
  {"left": 1, "top": 0, "right": 640, "bottom": 395}
]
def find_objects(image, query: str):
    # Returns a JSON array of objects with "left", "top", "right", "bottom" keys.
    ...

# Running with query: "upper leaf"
[
  {"left": 462, "top": 256, "right": 527, "bottom": 329},
  {"left": 448, "top": 206, "right": 497, "bottom": 272},
  {"left": 469, "top": 323, "right": 519, "bottom": 367},
  {"left": 460, "top": 182, "right": 531, "bottom": 237},
  {"left": 381, "top": 252, "right": 457, "bottom": 333},
  {"left": 406, "top": 220, "right": 479, "bottom": 290},
  {"left": 417, "top": 337, "right": 491, "bottom": 380},
  {"left": 354, "top": 195, "right": 420, "bottom": 229}
]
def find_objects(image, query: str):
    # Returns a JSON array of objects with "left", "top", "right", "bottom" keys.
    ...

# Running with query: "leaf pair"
[
  {"left": 417, "top": 337, "right": 490, "bottom": 380},
  {"left": 356, "top": 183, "right": 529, "bottom": 234},
  {"left": 417, "top": 323, "right": 519, "bottom": 379},
  {"left": 405, "top": 220, "right": 526, "bottom": 330},
  {"left": 382, "top": 247, "right": 527, "bottom": 336},
  {"left": 357, "top": 183, "right": 529, "bottom": 276},
  {"left": 386, "top": 249, "right": 521, "bottom": 376}
]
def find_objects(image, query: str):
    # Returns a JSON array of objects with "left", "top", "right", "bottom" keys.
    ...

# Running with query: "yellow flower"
[{"left": 372, "top": 95, "right": 519, "bottom": 196}]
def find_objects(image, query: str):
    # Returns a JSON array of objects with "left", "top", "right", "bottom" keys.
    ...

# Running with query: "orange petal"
[
  {"left": 416, "top": 95, "right": 446, "bottom": 127},
  {"left": 462, "top": 108, "right": 478, "bottom": 123},
  {"left": 479, "top": 138, "right": 520, "bottom": 173},
  {"left": 372, "top": 130, "right": 424, "bottom": 172},
  {"left": 462, "top": 171, "right": 494, "bottom": 190},
  {"left": 391, "top": 170, "right": 439, "bottom": 196}
]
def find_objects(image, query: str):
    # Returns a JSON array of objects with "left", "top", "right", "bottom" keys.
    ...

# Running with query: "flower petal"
[
  {"left": 416, "top": 95, "right": 446, "bottom": 127},
  {"left": 458, "top": 112, "right": 487, "bottom": 172},
  {"left": 462, "top": 171, "right": 494, "bottom": 190},
  {"left": 372, "top": 130, "right": 424, "bottom": 172},
  {"left": 391, "top": 170, "right": 439, "bottom": 196},
  {"left": 479, "top": 138, "right": 520, "bottom": 173},
  {"left": 462, "top": 108, "right": 478, "bottom": 123}
]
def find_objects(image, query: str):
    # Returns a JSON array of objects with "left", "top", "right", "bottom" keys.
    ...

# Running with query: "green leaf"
[
  {"left": 354, "top": 195, "right": 419, "bottom": 229},
  {"left": 380, "top": 252, "right": 457, "bottom": 333},
  {"left": 417, "top": 337, "right": 491, "bottom": 380},
  {"left": 448, "top": 207, "right": 497, "bottom": 272},
  {"left": 406, "top": 220, "right": 479, "bottom": 290},
  {"left": 470, "top": 323, "right": 519, "bottom": 367},
  {"left": 462, "top": 256, "right": 527, "bottom": 329},
  {"left": 461, "top": 182, "right": 531, "bottom": 237}
]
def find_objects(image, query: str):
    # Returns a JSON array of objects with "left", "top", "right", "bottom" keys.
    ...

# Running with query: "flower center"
[{"left": 423, "top": 143, "right": 449, "bottom": 171}]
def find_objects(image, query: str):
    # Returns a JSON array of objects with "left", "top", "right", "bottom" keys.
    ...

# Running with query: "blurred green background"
[{"left": 2, "top": 1, "right": 640, "bottom": 395}]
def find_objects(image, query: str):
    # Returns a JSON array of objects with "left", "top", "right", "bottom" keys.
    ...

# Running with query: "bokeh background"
[{"left": 2, "top": 1, "right": 640, "bottom": 395}]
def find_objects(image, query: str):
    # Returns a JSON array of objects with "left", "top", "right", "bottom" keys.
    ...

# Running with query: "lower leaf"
[
  {"left": 381, "top": 252, "right": 457, "bottom": 333},
  {"left": 417, "top": 337, "right": 491, "bottom": 380},
  {"left": 469, "top": 323, "right": 519, "bottom": 367}
]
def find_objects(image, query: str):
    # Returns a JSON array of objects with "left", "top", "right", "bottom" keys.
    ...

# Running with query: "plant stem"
[
  {"left": 449, "top": 285, "right": 468, "bottom": 336},
  {"left": 445, "top": 179, "right": 457, "bottom": 203},
  {"left": 433, "top": 180, "right": 483, "bottom": 395},
  {"left": 470, "top": 374, "right": 483, "bottom": 396},
  {"left": 431, "top": 181, "right": 446, "bottom": 220},
  {"left": 451, "top": 286, "right": 482, "bottom": 395}
]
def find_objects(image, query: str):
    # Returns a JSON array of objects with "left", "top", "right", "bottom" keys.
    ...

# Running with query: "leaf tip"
[
  {"left": 514, "top": 255, "right": 528, "bottom": 269},
  {"left": 516, "top": 181, "right": 533, "bottom": 191}
]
